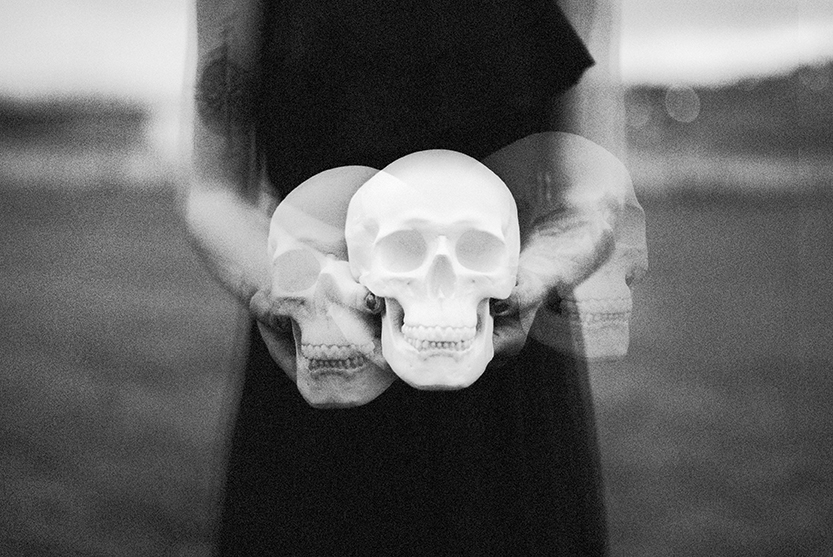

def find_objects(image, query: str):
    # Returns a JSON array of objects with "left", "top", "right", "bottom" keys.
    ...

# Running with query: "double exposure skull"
[
  {"left": 345, "top": 151, "right": 520, "bottom": 389},
  {"left": 267, "top": 167, "right": 396, "bottom": 408},
  {"left": 482, "top": 132, "right": 647, "bottom": 360}
]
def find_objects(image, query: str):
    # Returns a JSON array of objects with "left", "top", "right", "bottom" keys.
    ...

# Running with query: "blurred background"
[{"left": 1, "top": 1, "right": 831, "bottom": 555}]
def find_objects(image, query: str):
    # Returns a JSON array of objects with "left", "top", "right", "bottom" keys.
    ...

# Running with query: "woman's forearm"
[
  {"left": 555, "top": 0, "right": 627, "bottom": 158},
  {"left": 182, "top": 0, "right": 271, "bottom": 306},
  {"left": 185, "top": 183, "right": 272, "bottom": 306}
]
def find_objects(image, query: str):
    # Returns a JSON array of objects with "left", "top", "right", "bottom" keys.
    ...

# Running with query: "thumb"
[
  {"left": 513, "top": 267, "right": 549, "bottom": 314},
  {"left": 249, "top": 290, "right": 273, "bottom": 325},
  {"left": 319, "top": 259, "right": 383, "bottom": 314}
]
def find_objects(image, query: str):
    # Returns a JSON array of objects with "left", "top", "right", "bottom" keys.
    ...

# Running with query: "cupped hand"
[
  {"left": 490, "top": 268, "right": 549, "bottom": 366},
  {"left": 250, "top": 289, "right": 298, "bottom": 378}
]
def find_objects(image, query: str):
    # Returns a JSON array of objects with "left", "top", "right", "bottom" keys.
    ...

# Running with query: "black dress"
[{"left": 216, "top": 2, "right": 606, "bottom": 555}]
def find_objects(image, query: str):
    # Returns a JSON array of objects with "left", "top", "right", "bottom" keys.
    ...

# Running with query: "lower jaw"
[
  {"left": 393, "top": 326, "right": 487, "bottom": 369},
  {"left": 381, "top": 300, "right": 494, "bottom": 388},
  {"left": 295, "top": 357, "right": 396, "bottom": 408}
]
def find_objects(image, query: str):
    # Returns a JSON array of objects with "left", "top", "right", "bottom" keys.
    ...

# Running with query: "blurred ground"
[
  {"left": 0, "top": 186, "right": 242, "bottom": 556},
  {"left": 1, "top": 82, "right": 832, "bottom": 555},
  {"left": 596, "top": 194, "right": 833, "bottom": 556}
]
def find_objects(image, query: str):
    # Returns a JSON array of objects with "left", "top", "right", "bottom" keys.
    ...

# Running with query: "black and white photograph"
[{"left": 1, "top": 1, "right": 831, "bottom": 555}]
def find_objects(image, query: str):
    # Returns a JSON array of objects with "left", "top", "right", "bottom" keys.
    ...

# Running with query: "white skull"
[
  {"left": 345, "top": 150, "right": 520, "bottom": 390},
  {"left": 267, "top": 166, "right": 396, "bottom": 408}
]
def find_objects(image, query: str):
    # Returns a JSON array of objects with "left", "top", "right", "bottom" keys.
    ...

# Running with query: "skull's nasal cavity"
[{"left": 428, "top": 255, "right": 456, "bottom": 298}]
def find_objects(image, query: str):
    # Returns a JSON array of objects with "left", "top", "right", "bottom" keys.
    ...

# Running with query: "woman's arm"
[
  {"left": 491, "top": 0, "right": 647, "bottom": 360},
  {"left": 555, "top": 0, "right": 627, "bottom": 157},
  {"left": 182, "top": 0, "right": 376, "bottom": 376},
  {"left": 182, "top": 0, "right": 302, "bottom": 372},
  {"left": 182, "top": 0, "right": 271, "bottom": 309}
]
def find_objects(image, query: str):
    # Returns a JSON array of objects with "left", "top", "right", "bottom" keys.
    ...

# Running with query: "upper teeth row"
[
  {"left": 401, "top": 324, "right": 476, "bottom": 342},
  {"left": 301, "top": 343, "right": 373, "bottom": 360}
]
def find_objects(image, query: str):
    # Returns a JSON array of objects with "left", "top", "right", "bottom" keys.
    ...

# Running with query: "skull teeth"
[
  {"left": 401, "top": 324, "right": 476, "bottom": 353},
  {"left": 301, "top": 343, "right": 373, "bottom": 361},
  {"left": 404, "top": 337, "right": 473, "bottom": 352},
  {"left": 401, "top": 324, "right": 476, "bottom": 342},
  {"left": 307, "top": 356, "right": 367, "bottom": 371}
]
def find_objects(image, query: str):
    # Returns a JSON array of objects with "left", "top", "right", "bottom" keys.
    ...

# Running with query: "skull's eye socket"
[
  {"left": 377, "top": 230, "right": 426, "bottom": 272},
  {"left": 274, "top": 249, "right": 321, "bottom": 292},
  {"left": 456, "top": 230, "right": 505, "bottom": 272}
]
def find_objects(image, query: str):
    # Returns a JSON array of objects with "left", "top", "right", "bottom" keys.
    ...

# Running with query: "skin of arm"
[
  {"left": 184, "top": 0, "right": 267, "bottom": 302},
  {"left": 183, "top": 0, "right": 298, "bottom": 371},
  {"left": 182, "top": 0, "right": 643, "bottom": 371},
  {"left": 183, "top": 0, "right": 377, "bottom": 376}
]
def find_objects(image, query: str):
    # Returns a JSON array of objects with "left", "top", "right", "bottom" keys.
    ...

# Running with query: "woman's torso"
[
  {"left": 256, "top": 0, "right": 592, "bottom": 196},
  {"left": 216, "top": 3, "right": 606, "bottom": 555}
]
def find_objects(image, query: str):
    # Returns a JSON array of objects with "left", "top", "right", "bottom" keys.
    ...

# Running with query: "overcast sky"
[
  {"left": 621, "top": 0, "right": 833, "bottom": 84},
  {"left": 1, "top": 0, "right": 832, "bottom": 103}
]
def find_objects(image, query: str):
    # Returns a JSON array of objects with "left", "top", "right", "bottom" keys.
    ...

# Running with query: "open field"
[
  {"left": 1, "top": 185, "right": 241, "bottom": 556},
  {"left": 2, "top": 182, "right": 831, "bottom": 556},
  {"left": 597, "top": 193, "right": 833, "bottom": 556}
]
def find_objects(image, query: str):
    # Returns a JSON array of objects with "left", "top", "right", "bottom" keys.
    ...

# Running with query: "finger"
[
  {"left": 320, "top": 260, "right": 383, "bottom": 314},
  {"left": 250, "top": 291, "right": 296, "bottom": 339},
  {"left": 345, "top": 283, "right": 383, "bottom": 315},
  {"left": 490, "top": 296, "right": 517, "bottom": 319},
  {"left": 249, "top": 290, "right": 273, "bottom": 324},
  {"left": 513, "top": 268, "right": 549, "bottom": 310}
]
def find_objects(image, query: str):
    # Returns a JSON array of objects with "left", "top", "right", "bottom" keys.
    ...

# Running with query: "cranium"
[
  {"left": 266, "top": 166, "right": 396, "bottom": 408},
  {"left": 483, "top": 132, "right": 647, "bottom": 359},
  {"left": 345, "top": 150, "right": 520, "bottom": 390}
]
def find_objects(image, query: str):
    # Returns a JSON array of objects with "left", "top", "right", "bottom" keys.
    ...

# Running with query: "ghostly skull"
[
  {"left": 346, "top": 150, "right": 520, "bottom": 390},
  {"left": 483, "top": 132, "right": 648, "bottom": 360},
  {"left": 539, "top": 197, "right": 648, "bottom": 359},
  {"left": 266, "top": 166, "right": 396, "bottom": 408}
]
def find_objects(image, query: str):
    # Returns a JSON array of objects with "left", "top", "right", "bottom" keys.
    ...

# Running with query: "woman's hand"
[
  {"left": 483, "top": 132, "right": 627, "bottom": 364},
  {"left": 249, "top": 289, "right": 299, "bottom": 378},
  {"left": 490, "top": 268, "right": 548, "bottom": 362}
]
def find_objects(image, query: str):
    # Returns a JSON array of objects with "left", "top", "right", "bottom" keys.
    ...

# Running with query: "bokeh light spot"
[
  {"left": 665, "top": 85, "right": 701, "bottom": 123},
  {"left": 798, "top": 64, "right": 830, "bottom": 91}
]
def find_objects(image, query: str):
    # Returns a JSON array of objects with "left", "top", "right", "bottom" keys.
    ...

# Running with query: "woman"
[{"left": 184, "top": 0, "right": 641, "bottom": 554}]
